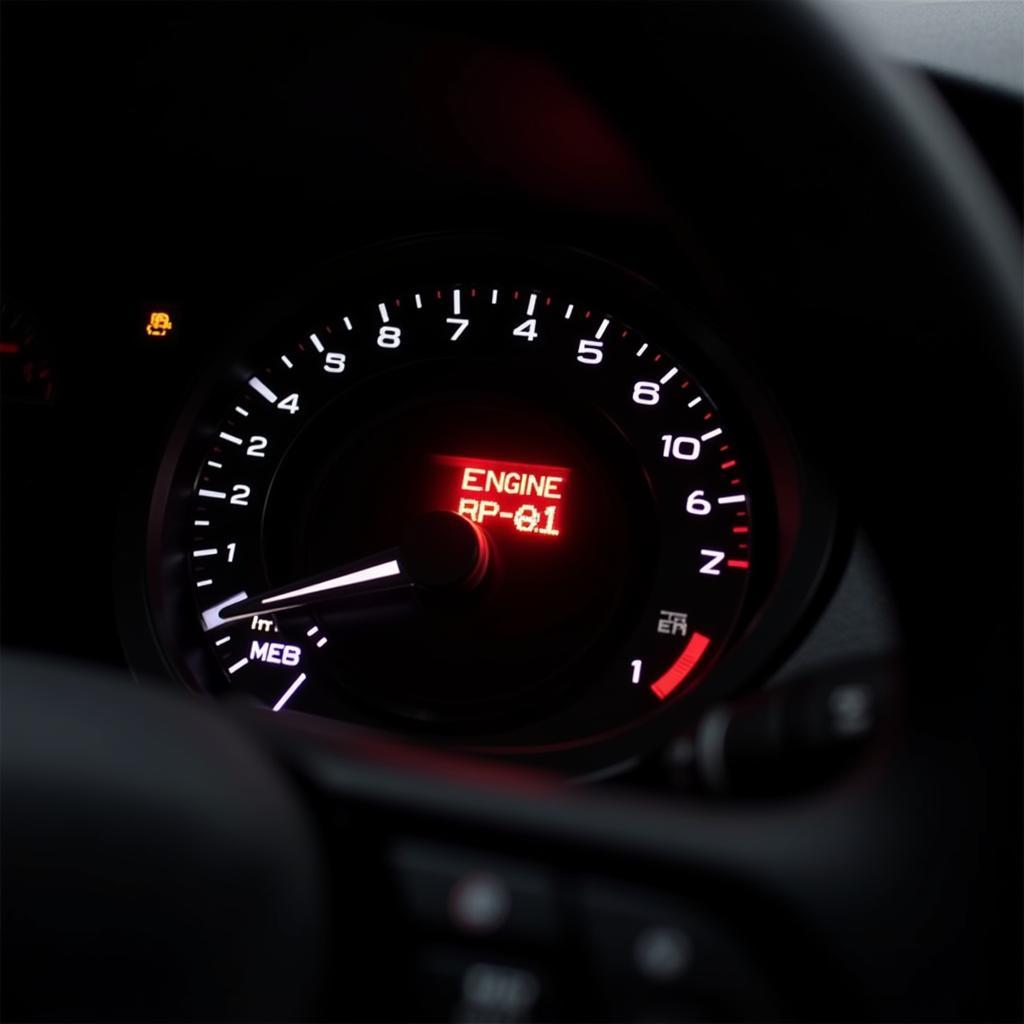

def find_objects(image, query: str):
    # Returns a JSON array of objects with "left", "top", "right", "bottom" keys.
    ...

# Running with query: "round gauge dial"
[{"left": 145, "top": 247, "right": 771, "bottom": 756}]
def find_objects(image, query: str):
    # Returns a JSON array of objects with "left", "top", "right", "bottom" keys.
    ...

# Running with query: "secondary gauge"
[{"left": 138, "top": 240, "right": 810, "bottom": 765}]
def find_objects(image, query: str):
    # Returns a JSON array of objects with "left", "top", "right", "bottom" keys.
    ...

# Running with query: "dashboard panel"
[
  {"left": 2, "top": 0, "right": 998, "bottom": 776},
  {"left": 2, "top": 4, "right": 1021, "bottom": 1020},
  {"left": 123, "top": 237, "right": 840, "bottom": 770}
]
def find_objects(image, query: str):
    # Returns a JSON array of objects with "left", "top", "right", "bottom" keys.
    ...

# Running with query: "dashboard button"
[
  {"left": 392, "top": 842, "right": 560, "bottom": 946},
  {"left": 633, "top": 924, "right": 694, "bottom": 983},
  {"left": 578, "top": 879, "right": 776, "bottom": 1020},
  {"left": 415, "top": 945, "right": 552, "bottom": 1023}
]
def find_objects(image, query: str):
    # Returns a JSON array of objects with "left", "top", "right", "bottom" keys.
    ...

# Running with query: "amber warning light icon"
[
  {"left": 145, "top": 311, "right": 175, "bottom": 338},
  {"left": 434, "top": 455, "right": 571, "bottom": 538}
]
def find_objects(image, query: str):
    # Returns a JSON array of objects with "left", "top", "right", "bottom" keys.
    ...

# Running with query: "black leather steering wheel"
[{"left": 3, "top": 3, "right": 1020, "bottom": 1020}]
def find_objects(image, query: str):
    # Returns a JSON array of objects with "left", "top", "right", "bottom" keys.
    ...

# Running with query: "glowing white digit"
[
  {"left": 686, "top": 490, "right": 712, "bottom": 515},
  {"left": 630, "top": 659, "right": 642, "bottom": 684},
  {"left": 576, "top": 339, "right": 604, "bottom": 365},
  {"left": 512, "top": 319, "right": 538, "bottom": 341},
  {"left": 246, "top": 435, "right": 267, "bottom": 458},
  {"left": 277, "top": 393, "right": 300, "bottom": 414},
  {"left": 446, "top": 317, "right": 470, "bottom": 341},
  {"left": 632, "top": 381, "right": 660, "bottom": 405},
  {"left": 230, "top": 484, "right": 251, "bottom": 507},
  {"left": 661, "top": 435, "right": 701, "bottom": 461},
  {"left": 376, "top": 326, "right": 402, "bottom": 348},
  {"left": 324, "top": 352, "right": 346, "bottom": 373}
]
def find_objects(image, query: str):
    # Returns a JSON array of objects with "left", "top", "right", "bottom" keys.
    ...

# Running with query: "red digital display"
[{"left": 434, "top": 455, "right": 571, "bottom": 538}]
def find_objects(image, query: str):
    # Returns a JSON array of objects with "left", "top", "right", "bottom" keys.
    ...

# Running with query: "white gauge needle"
[
  {"left": 262, "top": 559, "right": 402, "bottom": 605},
  {"left": 215, "top": 554, "right": 408, "bottom": 623},
  {"left": 214, "top": 511, "right": 490, "bottom": 625}
]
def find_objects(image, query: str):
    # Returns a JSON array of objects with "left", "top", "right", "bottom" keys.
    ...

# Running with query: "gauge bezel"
[{"left": 118, "top": 234, "right": 838, "bottom": 776}]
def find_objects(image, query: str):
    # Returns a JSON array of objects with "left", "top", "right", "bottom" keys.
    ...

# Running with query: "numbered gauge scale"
[{"left": 143, "top": 244, "right": 776, "bottom": 761}]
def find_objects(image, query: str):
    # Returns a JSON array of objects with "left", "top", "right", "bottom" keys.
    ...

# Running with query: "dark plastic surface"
[{"left": 0, "top": 653, "right": 328, "bottom": 1021}]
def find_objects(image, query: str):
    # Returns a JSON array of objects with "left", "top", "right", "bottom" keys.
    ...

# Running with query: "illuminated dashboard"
[
  {"left": 2, "top": 1, "right": 949, "bottom": 778},
  {"left": 3, "top": 4, "right": 1020, "bottom": 1021},
  {"left": 114, "top": 239, "right": 834, "bottom": 772}
]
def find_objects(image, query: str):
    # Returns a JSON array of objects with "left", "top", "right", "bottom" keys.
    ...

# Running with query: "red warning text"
[{"left": 434, "top": 455, "right": 570, "bottom": 539}]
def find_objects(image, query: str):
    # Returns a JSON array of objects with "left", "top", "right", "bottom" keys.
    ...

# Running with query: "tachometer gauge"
[{"left": 139, "top": 241, "right": 804, "bottom": 766}]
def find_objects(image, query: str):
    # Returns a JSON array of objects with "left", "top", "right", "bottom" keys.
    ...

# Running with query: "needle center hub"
[{"left": 399, "top": 510, "right": 490, "bottom": 591}]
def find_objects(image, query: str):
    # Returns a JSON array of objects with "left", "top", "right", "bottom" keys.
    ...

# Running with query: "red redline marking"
[
  {"left": 732, "top": 526, "right": 749, "bottom": 534},
  {"left": 680, "top": 379, "right": 690, "bottom": 388},
  {"left": 470, "top": 288, "right": 477, "bottom": 298},
  {"left": 0, "top": 343, "right": 20, "bottom": 354},
  {"left": 620, "top": 329, "right": 629, "bottom": 338},
  {"left": 703, "top": 411, "right": 713, "bottom": 421},
  {"left": 394, "top": 297, "right": 401, "bottom": 307},
  {"left": 719, "top": 444, "right": 730, "bottom": 452},
  {"left": 653, "top": 353, "right": 662, "bottom": 362},
  {"left": 513, "top": 290, "right": 520, "bottom": 300},
  {"left": 545, "top": 296, "right": 552, "bottom": 306},
  {"left": 726, "top": 559, "right": 750, "bottom": 569},
  {"left": 651, "top": 632, "right": 711, "bottom": 701},
  {"left": 721, "top": 459, "right": 737, "bottom": 470},
  {"left": 584, "top": 310, "right": 592, "bottom": 319}
]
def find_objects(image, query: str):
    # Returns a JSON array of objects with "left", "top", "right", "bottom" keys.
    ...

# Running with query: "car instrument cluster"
[{"left": 135, "top": 239, "right": 826, "bottom": 769}]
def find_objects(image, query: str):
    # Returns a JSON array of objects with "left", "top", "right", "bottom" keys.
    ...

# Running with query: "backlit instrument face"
[{"left": 147, "top": 245, "right": 766, "bottom": 756}]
